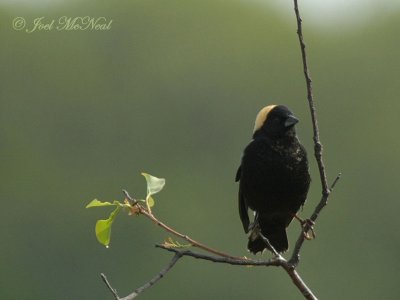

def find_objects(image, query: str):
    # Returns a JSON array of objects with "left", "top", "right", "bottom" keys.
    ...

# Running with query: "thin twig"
[
  {"left": 293, "top": 0, "right": 329, "bottom": 195},
  {"left": 141, "top": 209, "right": 245, "bottom": 260},
  {"left": 100, "top": 241, "right": 317, "bottom": 300},
  {"left": 100, "top": 245, "right": 282, "bottom": 300},
  {"left": 310, "top": 173, "right": 341, "bottom": 222},
  {"left": 157, "top": 245, "right": 317, "bottom": 300},
  {"left": 118, "top": 253, "right": 182, "bottom": 300},
  {"left": 290, "top": 172, "right": 341, "bottom": 267},
  {"left": 101, "top": 273, "right": 120, "bottom": 300},
  {"left": 156, "top": 244, "right": 282, "bottom": 267},
  {"left": 124, "top": 189, "right": 245, "bottom": 261},
  {"left": 289, "top": 0, "right": 340, "bottom": 269}
]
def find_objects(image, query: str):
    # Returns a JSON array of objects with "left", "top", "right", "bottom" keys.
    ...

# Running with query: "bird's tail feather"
[{"left": 247, "top": 221, "right": 288, "bottom": 254}]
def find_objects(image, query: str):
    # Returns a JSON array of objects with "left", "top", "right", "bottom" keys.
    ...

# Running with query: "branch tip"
[{"left": 100, "top": 273, "right": 120, "bottom": 300}]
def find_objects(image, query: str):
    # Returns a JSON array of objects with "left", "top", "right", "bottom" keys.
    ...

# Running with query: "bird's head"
[{"left": 253, "top": 105, "right": 299, "bottom": 139}]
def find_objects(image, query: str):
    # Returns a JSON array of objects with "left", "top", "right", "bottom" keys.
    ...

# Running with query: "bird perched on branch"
[{"left": 236, "top": 105, "right": 311, "bottom": 254}]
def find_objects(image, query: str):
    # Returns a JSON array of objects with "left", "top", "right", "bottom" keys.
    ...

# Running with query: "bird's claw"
[
  {"left": 302, "top": 220, "right": 315, "bottom": 240},
  {"left": 293, "top": 214, "right": 315, "bottom": 240}
]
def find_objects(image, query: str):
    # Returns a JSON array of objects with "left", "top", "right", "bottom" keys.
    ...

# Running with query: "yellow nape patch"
[{"left": 253, "top": 105, "right": 277, "bottom": 132}]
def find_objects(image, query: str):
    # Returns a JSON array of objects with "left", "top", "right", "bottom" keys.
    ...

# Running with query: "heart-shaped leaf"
[{"left": 94, "top": 206, "right": 121, "bottom": 247}]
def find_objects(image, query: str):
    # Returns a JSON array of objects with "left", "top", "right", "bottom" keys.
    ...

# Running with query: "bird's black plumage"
[{"left": 236, "top": 105, "right": 311, "bottom": 253}]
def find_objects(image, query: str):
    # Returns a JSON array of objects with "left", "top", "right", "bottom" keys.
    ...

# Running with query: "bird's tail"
[{"left": 247, "top": 219, "right": 288, "bottom": 254}]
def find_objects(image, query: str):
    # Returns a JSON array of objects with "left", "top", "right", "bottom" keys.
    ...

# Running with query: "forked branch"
[{"left": 99, "top": 1, "right": 340, "bottom": 299}]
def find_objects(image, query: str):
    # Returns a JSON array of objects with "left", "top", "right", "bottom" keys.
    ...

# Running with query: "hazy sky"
[
  {"left": 1, "top": 0, "right": 400, "bottom": 27},
  {"left": 258, "top": 0, "right": 400, "bottom": 27}
]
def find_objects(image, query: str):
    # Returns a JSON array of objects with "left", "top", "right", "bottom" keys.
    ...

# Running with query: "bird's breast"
[{"left": 240, "top": 137, "right": 309, "bottom": 212}]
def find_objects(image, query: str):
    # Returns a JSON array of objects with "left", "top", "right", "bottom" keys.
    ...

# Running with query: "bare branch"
[
  {"left": 293, "top": 0, "right": 329, "bottom": 195},
  {"left": 157, "top": 245, "right": 317, "bottom": 300},
  {"left": 290, "top": 173, "right": 341, "bottom": 266},
  {"left": 123, "top": 188, "right": 244, "bottom": 260},
  {"left": 100, "top": 241, "right": 317, "bottom": 300},
  {"left": 126, "top": 198, "right": 245, "bottom": 260},
  {"left": 310, "top": 173, "right": 341, "bottom": 222},
  {"left": 289, "top": 0, "right": 341, "bottom": 269},
  {"left": 118, "top": 253, "right": 182, "bottom": 300},
  {"left": 156, "top": 244, "right": 283, "bottom": 267},
  {"left": 101, "top": 273, "right": 120, "bottom": 300},
  {"left": 101, "top": 254, "right": 181, "bottom": 300},
  {"left": 282, "top": 266, "right": 318, "bottom": 300}
]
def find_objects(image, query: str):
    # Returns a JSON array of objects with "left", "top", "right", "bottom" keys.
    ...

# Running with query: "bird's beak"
[{"left": 284, "top": 114, "right": 299, "bottom": 127}]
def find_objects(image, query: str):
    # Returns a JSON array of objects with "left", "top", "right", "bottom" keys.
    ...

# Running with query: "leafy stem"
[{"left": 123, "top": 189, "right": 246, "bottom": 260}]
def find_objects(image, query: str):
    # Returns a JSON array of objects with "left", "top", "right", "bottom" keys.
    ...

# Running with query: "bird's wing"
[
  {"left": 236, "top": 165, "right": 250, "bottom": 233},
  {"left": 235, "top": 165, "right": 241, "bottom": 182}
]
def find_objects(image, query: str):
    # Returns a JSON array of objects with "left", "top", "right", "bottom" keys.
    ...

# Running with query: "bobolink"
[{"left": 236, "top": 105, "right": 311, "bottom": 253}]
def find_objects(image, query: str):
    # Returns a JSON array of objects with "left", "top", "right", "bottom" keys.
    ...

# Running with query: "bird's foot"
[{"left": 293, "top": 214, "right": 315, "bottom": 240}]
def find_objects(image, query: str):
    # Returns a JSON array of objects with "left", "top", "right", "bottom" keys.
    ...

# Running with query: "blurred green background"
[{"left": 1, "top": 0, "right": 400, "bottom": 299}]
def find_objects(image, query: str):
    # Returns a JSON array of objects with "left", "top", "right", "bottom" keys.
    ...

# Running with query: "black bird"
[{"left": 236, "top": 105, "right": 311, "bottom": 253}]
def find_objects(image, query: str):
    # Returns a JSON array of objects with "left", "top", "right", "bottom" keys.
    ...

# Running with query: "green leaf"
[
  {"left": 86, "top": 199, "right": 119, "bottom": 208},
  {"left": 141, "top": 173, "right": 165, "bottom": 211},
  {"left": 142, "top": 173, "right": 165, "bottom": 197},
  {"left": 94, "top": 206, "right": 121, "bottom": 247},
  {"left": 147, "top": 195, "right": 155, "bottom": 207}
]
